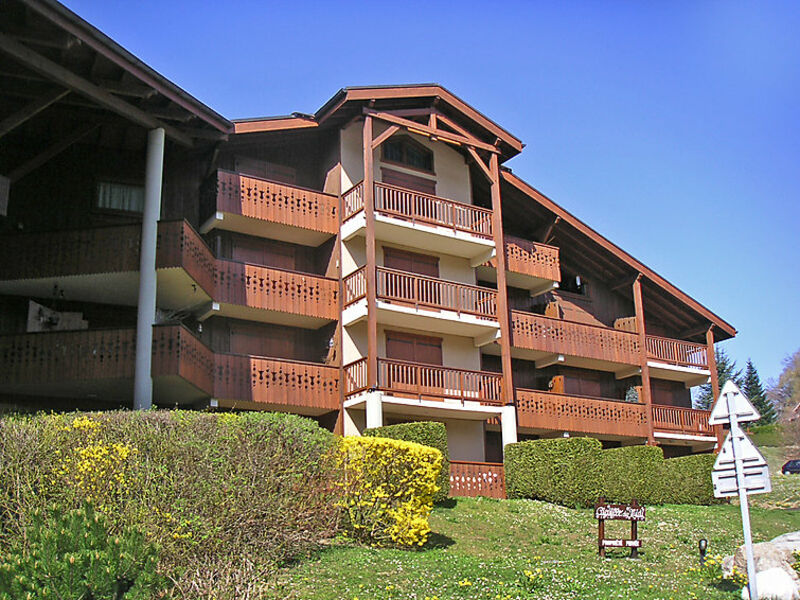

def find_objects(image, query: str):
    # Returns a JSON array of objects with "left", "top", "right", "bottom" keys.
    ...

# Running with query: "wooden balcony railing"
[
  {"left": 215, "top": 261, "right": 338, "bottom": 321},
  {"left": 515, "top": 388, "right": 649, "bottom": 438},
  {"left": 343, "top": 266, "right": 498, "bottom": 319},
  {"left": 213, "top": 353, "right": 339, "bottom": 411},
  {"left": 203, "top": 169, "right": 338, "bottom": 235},
  {"left": 488, "top": 235, "right": 561, "bottom": 282},
  {"left": 0, "top": 220, "right": 216, "bottom": 296},
  {"left": 511, "top": 311, "right": 640, "bottom": 365},
  {"left": 449, "top": 461, "right": 506, "bottom": 499},
  {"left": 343, "top": 357, "right": 503, "bottom": 405},
  {"left": 341, "top": 181, "right": 494, "bottom": 239},
  {"left": 645, "top": 335, "right": 708, "bottom": 369},
  {"left": 0, "top": 325, "right": 214, "bottom": 395},
  {"left": 652, "top": 405, "right": 713, "bottom": 436}
]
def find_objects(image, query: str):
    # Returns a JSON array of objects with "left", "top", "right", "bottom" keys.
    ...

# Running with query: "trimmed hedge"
[
  {"left": 505, "top": 437, "right": 717, "bottom": 507},
  {"left": 600, "top": 445, "right": 665, "bottom": 505},
  {"left": 364, "top": 422, "right": 450, "bottom": 501},
  {"left": 505, "top": 437, "right": 603, "bottom": 508},
  {"left": 661, "top": 454, "right": 717, "bottom": 504}
]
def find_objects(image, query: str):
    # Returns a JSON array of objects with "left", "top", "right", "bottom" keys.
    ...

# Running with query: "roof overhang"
[
  {"left": 232, "top": 84, "right": 524, "bottom": 161},
  {"left": 0, "top": 0, "right": 232, "bottom": 147}
]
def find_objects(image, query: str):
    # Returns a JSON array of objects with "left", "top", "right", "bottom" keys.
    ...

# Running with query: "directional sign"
[
  {"left": 709, "top": 380, "right": 760, "bottom": 425},
  {"left": 709, "top": 379, "right": 769, "bottom": 600}
]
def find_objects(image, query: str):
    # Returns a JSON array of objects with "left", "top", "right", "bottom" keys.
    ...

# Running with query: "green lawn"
[{"left": 277, "top": 455, "right": 800, "bottom": 600}]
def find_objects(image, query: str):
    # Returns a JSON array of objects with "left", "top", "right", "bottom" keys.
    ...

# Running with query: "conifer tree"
[
  {"left": 742, "top": 358, "right": 776, "bottom": 424},
  {"left": 694, "top": 347, "right": 742, "bottom": 409}
]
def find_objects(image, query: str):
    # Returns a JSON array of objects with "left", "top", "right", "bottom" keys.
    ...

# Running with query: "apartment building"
[{"left": 0, "top": 0, "right": 735, "bottom": 493}]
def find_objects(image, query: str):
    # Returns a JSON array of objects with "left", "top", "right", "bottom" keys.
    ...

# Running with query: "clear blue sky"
[{"left": 65, "top": 0, "right": 799, "bottom": 383}]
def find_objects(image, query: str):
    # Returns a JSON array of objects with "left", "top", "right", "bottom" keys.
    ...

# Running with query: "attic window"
[{"left": 383, "top": 135, "right": 434, "bottom": 173}]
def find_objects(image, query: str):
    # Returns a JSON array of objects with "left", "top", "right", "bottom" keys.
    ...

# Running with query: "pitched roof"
[
  {"left": 502, "top": 169, "right": 736, "bottom": 341},
  {"left": 232, "top": 84, "right": 523, "bottom": 159}
]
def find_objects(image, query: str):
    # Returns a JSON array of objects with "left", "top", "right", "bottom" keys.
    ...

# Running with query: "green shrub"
[
  {"left": 505, "top": 437, "right": 717, "bottom": 507},
  {"left": 505, "top": 438, "right": 603, "bottom": 508},
  {"left": 0, "top": 410, "right": 340, "bottom": 594},
  {"left": 747, "top": 423, "right": 783, "bottom": 447},
  {"left": 600, "top": 445, "right": 665, "bottom": 505},
  {"left": 364, "top": 421, "right": 450, "bottom": 501},
  {"left": 0, "top": 502, "right": 165, "bottom": 599},
  {"left": 335, "top": 436, "right": 442, "bottom": 547},
  {"left": 661, "top": 454, "right": 717, "bottom": 505}
]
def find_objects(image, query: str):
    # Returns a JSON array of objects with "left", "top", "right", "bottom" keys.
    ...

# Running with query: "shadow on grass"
[
  {"left": 425, "top": 531, "right": 455, "bottom": 549},
  {"left": 436, "top": 498, "right": 458, "bottom": 509}
]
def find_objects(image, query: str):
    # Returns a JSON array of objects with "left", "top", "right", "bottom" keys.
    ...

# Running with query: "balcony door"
[
  {"left": 383, "top": 248, "right": 440, "bottom": 309},
  {"left": 384, "top": 330, "right": 443, "bottom": 397}
]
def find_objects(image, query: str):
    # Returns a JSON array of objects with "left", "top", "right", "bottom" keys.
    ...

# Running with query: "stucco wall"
[
  {"left": 443, "top": 419, "right": 485, "bottom": 461},
  {"left": 340, "top": 120, "right": 472, "bottom": 204}
]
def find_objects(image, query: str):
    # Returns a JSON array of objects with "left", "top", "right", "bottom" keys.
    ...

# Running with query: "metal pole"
[
  {"left": 133, "top": 127, "right": 165, "bottom": 410},
  {"left": 727, "top": 389, "right": 758, "bottom": 599}
]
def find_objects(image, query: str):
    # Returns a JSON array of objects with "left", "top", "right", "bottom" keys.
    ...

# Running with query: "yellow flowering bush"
[
  {"left": 335, "top": 436, "right": 442, "bottom": 547},
  {"left": 54, "top": 416, "right": 137, "bottom": 508},
  {"left": 693, "top": 553, "right": 748, "bottom": 588}
]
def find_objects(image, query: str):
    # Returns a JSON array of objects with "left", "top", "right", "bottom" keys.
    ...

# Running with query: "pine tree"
[
  {"left": 742, "top": 359, "right": 776, "bottom": 424},
  {"left": 694, "top": 347, "right": 742, "bottom": 409}
]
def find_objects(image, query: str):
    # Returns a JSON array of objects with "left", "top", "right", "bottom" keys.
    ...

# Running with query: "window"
[
  {"left": 382, "top": 136, "right": 434, "bottom": 173},
  {"left": 96, "top": 181, "right": 144, "bottom": 214},
  {"left": 560, "top": 271, "right": 587, "bottom": 296}
]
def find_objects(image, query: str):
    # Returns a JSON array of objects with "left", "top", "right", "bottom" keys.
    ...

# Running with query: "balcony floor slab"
[
  {"left": 345, "top": 390, "right": 503, "bottom": 420},
  {"left": 647, "top": 361, "right": 711, "bottom": 387},
  {"left": 343, "top": 298, "right": 500, "bottom": 339},
  {"left": 342, "top": 212, "right": 495, "bottom": 261},
  {"left": 200, "top": 211, "right": 333, "bottom": 247}
]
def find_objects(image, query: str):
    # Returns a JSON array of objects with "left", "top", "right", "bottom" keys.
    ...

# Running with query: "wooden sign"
[{"left": 595, "top": 498, "right": 644, "bottom": 558}]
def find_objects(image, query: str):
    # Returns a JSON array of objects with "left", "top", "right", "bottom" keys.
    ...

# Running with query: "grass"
[{"left": 277, "top": 453, "right": 800, "bottom": 600}]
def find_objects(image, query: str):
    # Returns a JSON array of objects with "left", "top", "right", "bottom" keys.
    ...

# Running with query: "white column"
[
  {"left": 133, "top": 128, "right": 165, "bottom": 411},
  {"left": 365, "top": 391, "right": 384, "bottom": 429},
  {"left": 500, "top": 405, "right": 518, "bottom": 450},
  {"left": 343, "top": 407, "right": 360, "bottom": 437}
]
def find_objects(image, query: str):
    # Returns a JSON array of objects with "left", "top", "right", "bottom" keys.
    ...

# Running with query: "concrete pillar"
[
  {"left": 343, "top": 407, "right": 360, "bottom": 437},
  {"left": 500, "top": 405, "right": 518, "bottom": 450},
  {"left": 365, "top": 391, "right": 383, "bottom": 429},
  {"left": 133, "top": 128, "right": 165, "bottom": 410}
]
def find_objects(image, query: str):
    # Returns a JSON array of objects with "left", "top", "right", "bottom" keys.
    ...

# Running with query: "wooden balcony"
[
  {"left": 652, "top": 405, "right": 713, "bottom": 437},
  {"left": 212, "top": 353, "right": 339, "bottom": 414},
  {"left": 449, "top": 461, "right": 506, "bottom": 499},
  {"left": 341, "top": 181, "right": 495, "bottom": 260},
  {"left": 344, "top": 357, "right": 503, "bottom": 405},
  {"left": 0, "top": 221, "right": 215, "bottom": 310},
  {"left": 510, "top": 310, "right": 640, "bottom": 372},
  {"left": 213, "top": 261, "right": 338, "bottom": 327},
  {"left": 646, "top": 335, "right": 708, "bottom": 369},
  {"left": 0, "top": 325, "right": 214, "bottom": 404},
  {"left": 515, "top": 388, "right": 649, "bottom": 438},
  {"left": 200, "top": 170, "right": 338, "bottom": 245},
  {"left": 342, "top": 266, "right": 499, "bottom": 338},
  {"left": 476, "top": 235, "right": 561, "bottom": 294}
]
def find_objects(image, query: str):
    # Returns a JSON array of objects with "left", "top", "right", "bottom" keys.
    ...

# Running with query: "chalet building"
[{"left": 0, "top": 1, "right": 735, "bottom": 488}]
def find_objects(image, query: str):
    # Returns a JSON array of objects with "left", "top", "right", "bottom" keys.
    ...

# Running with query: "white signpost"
[{"left": 710, "top": 380, "right": 771, "bottom": 600}]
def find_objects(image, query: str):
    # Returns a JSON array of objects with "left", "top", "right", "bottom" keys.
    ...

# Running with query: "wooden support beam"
[
  {"left": 8, "top": 122, "right": 98, "bottom": 182},
  {"left": 363, "top": 115, "right": 379, "bottom": 390},
  {"left": 435, "top": 112, "right": 472, "bottom": 138},
  {"left": 467, "top": 146, "right": 493, "bottom": 183},
  {"left": 680, "top": 323, "right": 714, "bottom": 339},
  {"left": 490, "top": 153, "right": 516, "bottom": 407},
  {"left": 363, "top": 108, "right": 498, "bottom": 153},
  {"left": 540, "top": 215, "right": 561, "bottom": 244},
  {"left": 0, "top": 88, "right": 69, "bottom": 139},
  {"left": 0, "top": 33, "right": 194, "bottom": 147},
  {"left": 632, "top": 275, "right": 656, "bottom": 445},
  {"left": 706, "top": 325, "right": 724, "bottom": 451},
  {"left": 99, "top": 78, "right": 158, "bottom": 99},
  {"left": 610, "top": 274, "right": 639, "bottom": 293},
  {"left": 370, "top": 124, "right": 400, "bottom": 150}
]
